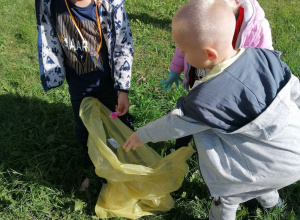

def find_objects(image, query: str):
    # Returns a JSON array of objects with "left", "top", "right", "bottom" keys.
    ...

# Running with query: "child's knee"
[
  {"left": 209, "top": 197, "right": 239, "bottom": 220},
  {"left": 256, "top": 190, "right": 279, "bottom": 208}
]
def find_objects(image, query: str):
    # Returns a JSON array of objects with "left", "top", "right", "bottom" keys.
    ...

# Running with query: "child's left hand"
[
  {"left": 161, "top": 70, "right": 183, "bottom": 91},
  {"left": 123, "top": 131, "right": 144, "bottom": 152},
  {"left": 116, "top": 92, "right": 130, "bottom": 116}
]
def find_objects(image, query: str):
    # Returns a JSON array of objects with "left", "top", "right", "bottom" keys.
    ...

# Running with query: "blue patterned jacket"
[{"left": 35, "top": 0, "right": 134, "bottom": 92}]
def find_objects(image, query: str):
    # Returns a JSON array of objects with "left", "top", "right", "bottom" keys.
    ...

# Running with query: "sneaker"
[
  {"left": 79, "top": 177, "right": 90, "bottom": 191},
  {"left": 266, "top": 198, "right": 283, "bottom": 211}
]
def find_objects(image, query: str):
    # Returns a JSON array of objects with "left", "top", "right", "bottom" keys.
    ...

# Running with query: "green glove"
[{"left": 161, "top": 71, "right": 183, "bottom": 91}]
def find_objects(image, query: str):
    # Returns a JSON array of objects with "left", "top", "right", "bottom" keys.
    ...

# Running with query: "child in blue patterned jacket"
[{"left": 35, "top": 0, "right": 134, "bottom": 190}]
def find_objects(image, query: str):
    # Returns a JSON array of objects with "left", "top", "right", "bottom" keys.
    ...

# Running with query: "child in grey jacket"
[{"left": 123, "top": 0, "right": 300, "bottom": 219}]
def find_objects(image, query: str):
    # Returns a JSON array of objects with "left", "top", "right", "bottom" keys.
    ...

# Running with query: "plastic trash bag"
[{"left": 80, "top": 97, "right": 195, "bottom": 219}]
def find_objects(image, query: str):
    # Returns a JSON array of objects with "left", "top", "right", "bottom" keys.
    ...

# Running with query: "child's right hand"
[
  {"left": 160, "top": 71, "right": 183, "bottom": 91},
  {"left": 123, "top": 131, "right": 144, "bottom": 152},
  {"left": 116, "top": 92, "right": 130, "bottom": 116}
]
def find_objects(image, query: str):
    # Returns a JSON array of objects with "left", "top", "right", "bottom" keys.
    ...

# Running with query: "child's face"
[{"left": 173, "top": 31, "right": 212, "bottom": 69}]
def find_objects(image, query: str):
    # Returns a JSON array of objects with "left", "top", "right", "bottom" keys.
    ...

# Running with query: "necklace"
[{"left": 64, "top": 0, "right": 104, "bottom": 71}]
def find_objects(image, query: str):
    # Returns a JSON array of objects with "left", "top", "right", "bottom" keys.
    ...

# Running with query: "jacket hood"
[
  {"left": 236, "top": 0, "right": 273, "bottom": 50},
  {"left": 231, "top": 74, "right": 292, "bottom": 140},
  {"left": 177, "top": 48, "right": 291, "bottom": 137}
]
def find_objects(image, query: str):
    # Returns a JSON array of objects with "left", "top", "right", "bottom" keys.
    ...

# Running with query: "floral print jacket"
[{"left": 35, "top": 0, "right": 134, "bottom": 92}]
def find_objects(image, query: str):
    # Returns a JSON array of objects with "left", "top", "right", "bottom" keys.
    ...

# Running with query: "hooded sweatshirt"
[{"left": 138, "top": 47, "right": 300, "bottom": 197}]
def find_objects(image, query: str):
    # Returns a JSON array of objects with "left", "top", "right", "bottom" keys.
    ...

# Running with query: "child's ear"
[{"left": 205, "top": 48, "right": 218, "bottom": 61}]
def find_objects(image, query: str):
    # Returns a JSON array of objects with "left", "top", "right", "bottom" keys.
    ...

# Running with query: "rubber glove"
[{"left": 161, "top": 71, "right": 183, "bottom": 91}]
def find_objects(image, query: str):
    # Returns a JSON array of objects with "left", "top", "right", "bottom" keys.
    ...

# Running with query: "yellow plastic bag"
[{"left": 80, "top": 97, "right": 195, "bottom": 219}]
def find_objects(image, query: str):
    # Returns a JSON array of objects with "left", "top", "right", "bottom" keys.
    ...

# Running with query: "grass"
[{"left": 0, "top": 0, "right": 299, "bottom": 219}]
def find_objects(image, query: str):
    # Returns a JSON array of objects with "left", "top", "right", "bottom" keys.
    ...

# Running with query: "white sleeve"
[
  {"left": 137, "top": 109, "right": 210, "bottom": 144},
  {"left": 290, "top": 74, "right": 300, "bottom": 108}
]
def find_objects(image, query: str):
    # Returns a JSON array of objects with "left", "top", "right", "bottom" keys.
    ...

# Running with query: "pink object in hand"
[{"left": 110, "top": 112, "right": 120, "bottom": 119}]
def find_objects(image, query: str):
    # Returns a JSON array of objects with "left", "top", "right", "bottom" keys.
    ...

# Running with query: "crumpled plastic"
[{"left": 80, "top": 97, "right": 195, "bottom": 219}]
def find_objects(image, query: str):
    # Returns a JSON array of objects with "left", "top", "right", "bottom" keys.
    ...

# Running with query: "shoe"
[
  {"left": 79, "top": 177, "right": 90, "bottom": 191},
  {"left": 266, "top": 198, "right": 283, "bottom": 211}
]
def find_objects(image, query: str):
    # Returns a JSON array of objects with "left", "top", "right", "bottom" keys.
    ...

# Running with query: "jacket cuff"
[{"left": 116, "top": 89, "right": 129, "bottom": 93}]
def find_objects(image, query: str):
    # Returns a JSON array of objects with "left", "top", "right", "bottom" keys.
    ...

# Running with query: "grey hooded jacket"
[{"left": 137, "top": 48, "right": 300, "bottom": 197}]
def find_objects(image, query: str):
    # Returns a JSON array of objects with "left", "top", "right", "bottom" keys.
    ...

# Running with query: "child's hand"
[
  {"left": 123, "top": 131, "right": 144, "bottom": 152},
  {"left": 161, "top": 70, "right": 183, "bottom": 91},
  {"left": 116, "top": 92, "right": 129, "bottom": 116}
]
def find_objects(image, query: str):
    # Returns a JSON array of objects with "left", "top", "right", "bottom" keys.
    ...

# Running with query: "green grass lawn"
[{"left": 0, "top": 0, "right": 299, "bottom": 219}]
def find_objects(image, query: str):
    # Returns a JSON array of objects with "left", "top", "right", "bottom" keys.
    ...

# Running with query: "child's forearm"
[
  {"left": 169, "top": 47, "right": 185, "bottom": 74},
  {"left": 112, "top": 5, "right": 134, "bottom": 91},
  {"left": 137, "top": 112, "right": 209, "bottom": 144}
]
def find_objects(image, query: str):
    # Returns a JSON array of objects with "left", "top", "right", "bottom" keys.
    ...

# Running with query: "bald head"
[{"left": 172, "top": 0, "right": 236, "bottom": 50}]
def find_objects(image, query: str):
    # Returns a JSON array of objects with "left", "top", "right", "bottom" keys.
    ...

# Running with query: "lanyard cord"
[{"left": 64, "top": 0, "right": 102, "bottom": 56}]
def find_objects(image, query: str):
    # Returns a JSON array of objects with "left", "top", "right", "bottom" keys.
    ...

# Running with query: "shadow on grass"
[
  {"left": 2, "top": 94, "right": 298, "bottom": 219},
  {"left": 0, "top": 93, "right": 101, "bottom": 215},
  {"left": 128, "top": 12, "right": 172, "bottom": 30},
  {"left": 0, "top": 94, "right": 206, "bottom": 219}
]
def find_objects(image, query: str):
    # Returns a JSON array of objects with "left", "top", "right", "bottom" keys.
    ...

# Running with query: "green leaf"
[{"left": 74, "top": 200, "right": 85, "bottom": 212}]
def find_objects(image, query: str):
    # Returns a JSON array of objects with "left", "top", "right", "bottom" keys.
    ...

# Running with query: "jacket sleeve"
[
  {"left": 137, "top": 109, "right": 209, "bottom": 144},
  {"left": 252, "top": 0, "right": 273, "bottom": 50},
  {"left": 256, "top": 18, "right": 273, "bottom": 50},
  {"left": 35, "top": 0, "right": 66, "bottom": 91},
  {"left": 111, "top": 3, "right": 134, "bottom": 92},
  {"left": 290, "top": 74, "right": 300, "bottom": 108},
  {"left": 169, "top": 47, "right": 185, "bottom": 74}
]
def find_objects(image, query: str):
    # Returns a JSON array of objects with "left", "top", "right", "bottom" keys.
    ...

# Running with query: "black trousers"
[{"left": 67, "top": 71, "right": 134, "bottom": 168}]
